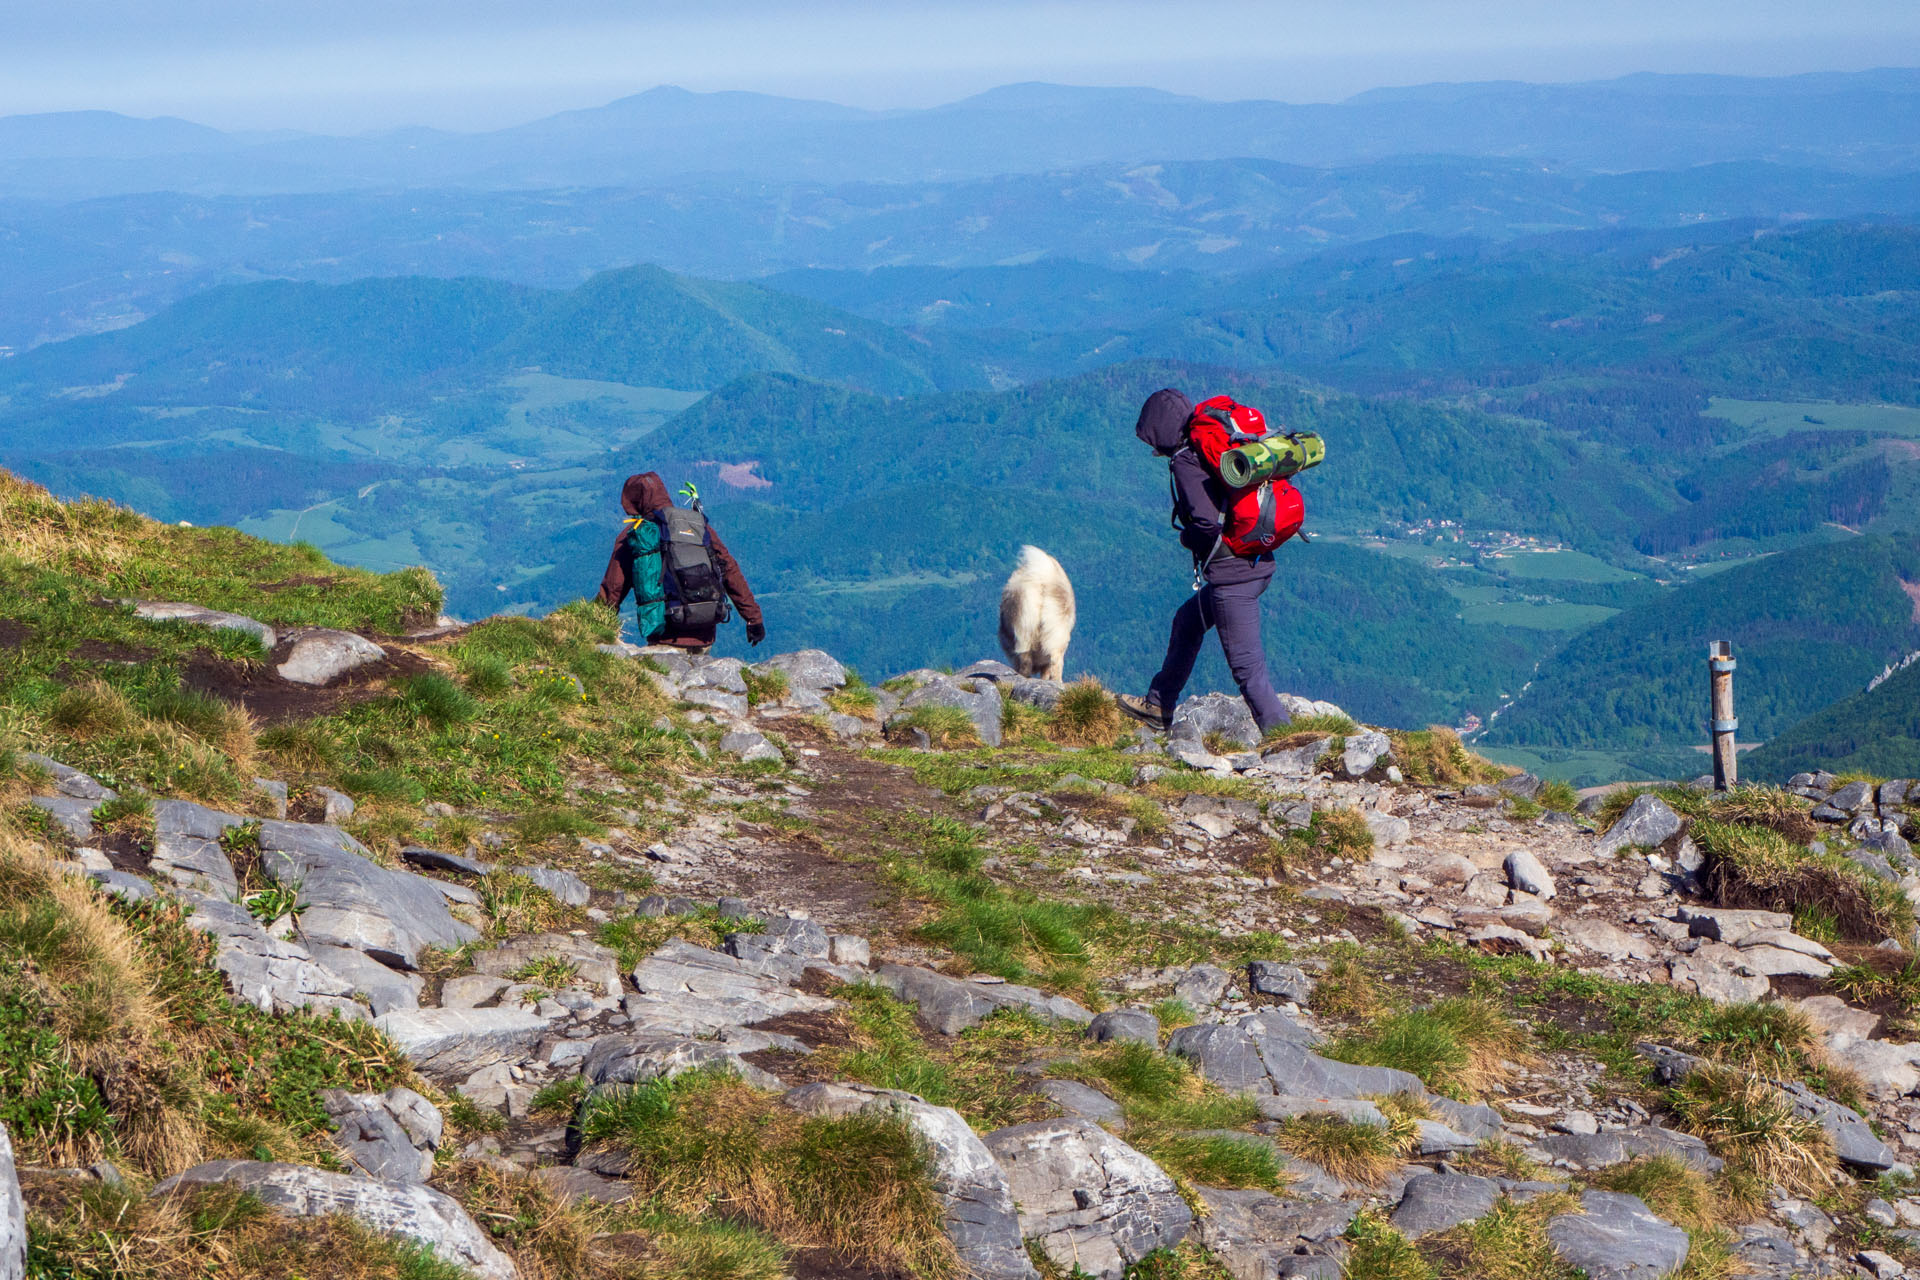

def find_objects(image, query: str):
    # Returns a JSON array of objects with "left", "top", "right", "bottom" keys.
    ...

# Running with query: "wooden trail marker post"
[{"left": 1709, "top": 640, "right": 1737, "bottom": 791}]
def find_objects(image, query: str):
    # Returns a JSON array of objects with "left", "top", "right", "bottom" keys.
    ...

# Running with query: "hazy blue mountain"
[
  {"left": 0, "top": 110, "right": 234, "bottom": 160},
  {"left": 5, "top": 71, "right": 1920, "bottom": 200}
]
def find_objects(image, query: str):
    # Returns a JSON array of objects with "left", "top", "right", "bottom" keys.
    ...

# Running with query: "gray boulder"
[
  {"left": 1338, "top": 729, "right": 1392, "bottom": 779},
  {"left": 1008, "top": 677, "right": 1064, "bottom": 710},
  {"left": 1535, "top": 1126, "right": 1721, "bottom": 1173},
  {"left": 1596, "top": 794, "right": 1684, "bottom": 856},
  {"left": 323, "top": 1087, "right": 442, "bottom": 1183},
  {"left": 787, "top": 1084, "right": 1036, "bottom": 1280},
  {"left": 29, "top": 795, "right": 95, "bottom": 842},
  {"left": 583, "top": 1034, "right": 782, "bottom": 1092},
  {"left": 150, "top": 799, "right": 249, "bottom": 898},
  {"left": 1497, "top": 773, "right": 1545, "bottom": 801},
  {"left": 1169, "top": 1012, "right": 1421, "bottom": 1101},
  {"left": 726, "top": 916, "right": 830, "bottom": 967},
  {"left": 985, "top": 1119, "right": 1192, "bottom": 1280},
  {"left": 893, "top": 678, "right": 1004, "bottom": 748},
  {"left": 277, "top": 630, "right": 386, "bottom": 686},
  {"left": 23, "top": 754, "right": 116, "bottom": 801},
  {"left": 719, "top": 730, "right": 783, "bottom": 764},
  {"left": 131, "top": 601, "right": 276, "bottom": 649},
  {"left": 185, "top": 898, "right": 368, "bottom": 1020},
  {"left": 626, "top": 939, "right": 839, "bottom": 1033},
  {"left": 1193, "top": 1186, "right": 1354, "bottom": 1280},
  {"left": 1, "top": 1123, "right": 22, "bottom": 1280},
  {"left": 684, "top": 657, "right": 748, "bottom": 694},
  {"left": 874, "top": 964, "right": 1092, "bottom": 1035},
  {"left": 681, "top": 688, "right": 749, "bottom": 718},
  {"left": 1390, "top": 1172, "right": 1501, "bottom": 1239},
  {"left": 1087, "top": 1008, "right": 1160, "bottom": 1046},
  {"left": 1778, "top": 1080, "right": 1897, "bottom": 1171},
  {"left": 1172, "top": 693, "right": 1259, "bottom": 751},
  {"left": 1830, "top": 780, "right": 1876, "bottom": 813},
  {"left": 1257, "top": 736, "right": 1335, "bottom": 780},
  {"left": 372, "top": 1007, "right": 549, "bottom": 1075},
  {"left": 153, "top": 1161, "right": 516, "bottom": 1280},
  {"left": 1247, "top": 962, "right": 1315, "bottom": 1003},
  {"left": 754, "top": 649, "right": 848, "bottom": 691},
  {"left": 1040, "top": 1080, "right": 1124, "bottom": 1127},
  {"left": 1504, "top": 849, "right": 1557, "bottom": 900},
  {"left": 472, "top": 933, "right": 624, "bottom": 997},
  {"left": 308, "top": 944, "right": 422, "bottom": 1016},
  {"left": 1172, "top": 964, "right": 1234, "bottom": 1010},
  {"left": 509, "top": 865, "right": 591, "bottom": 907},
  {"left": 258, "top": 820, "right": 478, "bottom": 969},
  {"left": 1546, "top": 1191, "right": 1689, "bottom": 1280}
]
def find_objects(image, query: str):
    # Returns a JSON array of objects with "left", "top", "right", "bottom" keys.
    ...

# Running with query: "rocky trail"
[{"left": 9, "top": 584, "right": 1920, "bottom": 1280}]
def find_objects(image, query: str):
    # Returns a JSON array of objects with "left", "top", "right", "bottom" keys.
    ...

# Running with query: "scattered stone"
[
  {"left": 584, "top": 1034, "right": 782, "bottom": 1093},
  {"left": 259, "top": 820, "right": 477, "bottom": 969},
  {"left": 1558, "top": 918, "right": 1655, "bottom": 962},
  {"left": 130, "top": 601, "right": 276, "bottom": 649},
  {"left": 1504, "top": 849, "right": 1556, "bottom": 900},
  {"left": 372, "top": 1007, "right": 550, "bottom": 1075},
  {"left": 308, "top": 944, "right": 422, "bottom": 1016},
  {"left": 1087, "top": 1008, "right": 1160, "bottom": 1046},
  {"left": 1040, "top": 1080, "right": 1124, "bottom": 1127},
  {"left": 1859, "top": 1249, "right": 1908, "bottom": 1278},
  {"left": 1779, "top": 1080, "right": 1897, "bottom": 1170},
  {"left": 1596, "top": 794, "right": 1683, "bottom": 856},
  {"left": 985, "top": 1119, "right": 1192, "bottom": 1280},
  {"left": 1535, "top": 1126, "right": 1722, "bottom": 1173},
  {"left": 1247, "top": 961, "right": 1315, "bottom": 1003},
  {"left": 23, "top": 754, "right": 117, "bottom": 801},
  {"left": 1258, "top": 737, "right": 1334, "bottom": 779},
  {"left": 1362, "top": 811, "right": 1412, "bottom": 847},
  {"left": 401, "top": 846, "right": 494, "bottom": 877},
  {"left": 875, "top": 964, "right": 1091, "bottom": 1036},
  {"left": 754, "top": 650, "right": 848, "bottom": 691},
  {"left": 153, "top": 1161, "right": 516, "bottom": 1280},
  {"left": 1546, "top": 1191, "right": 1689, "bottom": 1280},
  {"left": 1339, "top": 729, "right": 1392, "bottom": 779},
  {"left": 473, "top": 934, "right": 623, "bottom": 997},
  {"left": 29, "top": 795, "right": 95, "bottom": 842},
  {"left": 1172, "top": 964, "right": 1234, "bottom": 1010},
  {"left": 1171, "top": 693, "right": 1259, "bottom": 751},
  {"left": 720, "top": 729, "right": 783, "bottom": 763},
  {"left": 323, "top": 1087, "right": 442, "bottom": 1183},
  {"left": 1193, "top": 1186, "right": 1354, "bottom": 1280},
  {"left": 186, "top": 897, "right": 367, "bottom": 1020},
  {"left": 827, "top": 935, "right": 871, "bottom": 968},
  {"left": 1390, "top": 1172, "right": 1501, "bottom": 1239},
  {"left": 509, "top": 865, "right": 592, "bottom": 907},
  {"left": 1, "top": 1123, "right": 23, "bottom": 1280},
  {"left": 277, "top": 630, "right": 385, "bottom": 686}
]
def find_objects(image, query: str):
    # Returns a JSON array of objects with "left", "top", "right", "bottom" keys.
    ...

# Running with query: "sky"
[{"left": 5, "top": 0, "right": 1920, "bottom": 133}]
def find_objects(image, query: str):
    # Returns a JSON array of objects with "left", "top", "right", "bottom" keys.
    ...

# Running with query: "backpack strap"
[{"left": 1249, "top": 481, "right": 1279, "bottom": 546}]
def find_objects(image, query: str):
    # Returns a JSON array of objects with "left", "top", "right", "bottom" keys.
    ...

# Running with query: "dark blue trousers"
[{"left": 1146, "top": 578, "right": 1286, "bottom": 731}]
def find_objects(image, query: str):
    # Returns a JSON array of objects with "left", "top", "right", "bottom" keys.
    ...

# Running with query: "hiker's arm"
[
  {"left": 595, "top": 536, "right": 634, "bottom": 609},
  {"left": 1171, "top": 453, "right": 1223, "bottom": 557},
  {"left": 706, "top": 527, "right": 764, "bottom": 627}
]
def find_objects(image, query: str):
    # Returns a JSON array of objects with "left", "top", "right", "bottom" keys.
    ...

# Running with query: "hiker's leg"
[
  {"left": 1146, "top": 590, "right": 1212, "bottom": 711},
  {"left": 1210, "top": 578, "right": 1287, "bottom": 732}
]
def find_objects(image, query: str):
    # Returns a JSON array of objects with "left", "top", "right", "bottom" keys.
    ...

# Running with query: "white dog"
[{"left": 998, "top": 545, "right": 1076, "bottom": 681}]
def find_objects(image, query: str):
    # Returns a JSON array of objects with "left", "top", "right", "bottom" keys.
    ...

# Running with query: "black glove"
[{"left": 746, "top": 622, "right": 766, "bottom": 646}]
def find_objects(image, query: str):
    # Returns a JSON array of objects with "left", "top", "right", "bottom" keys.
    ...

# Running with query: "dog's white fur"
[{"left": 998, "top": 545, "right": 1076, "bottom": 681}]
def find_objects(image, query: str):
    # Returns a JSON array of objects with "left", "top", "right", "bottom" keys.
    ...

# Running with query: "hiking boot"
[{"left": 1115, "top": 694, "right": 1172, "bottom": 731}]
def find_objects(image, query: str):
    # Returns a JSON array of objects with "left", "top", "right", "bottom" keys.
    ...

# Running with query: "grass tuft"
[
  {"left": 1049, "top": 679, "right": 1125, "bottom": 748},
  {"left": 1667, "top": 1063, "right": 1838, "bottom": 1209},
  {"left": 1694, "top": 817, "right": 1913, "bottom": 942},
  {"left": 1386, "top": 726, "right": 1508, "bottom": 787},
  {"left": 1324, "top": 997, "right": 1528, "bottom": 1101}
]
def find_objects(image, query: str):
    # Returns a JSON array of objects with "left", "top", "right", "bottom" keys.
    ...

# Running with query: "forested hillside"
[
  {"left": 1743, "top": 657, "right": 1920, "bottom": 779},
  {"left": 1478, "top": 534, "right": 1920, "bottom": 752}
]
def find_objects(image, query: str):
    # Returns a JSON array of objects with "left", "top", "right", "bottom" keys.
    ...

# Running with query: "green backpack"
[{"left": 623, "top": 517, "right": 667, "bottom": 643}]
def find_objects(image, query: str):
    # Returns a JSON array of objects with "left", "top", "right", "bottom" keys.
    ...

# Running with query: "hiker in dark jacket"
[
  {"left": 1117, "top": 389, "right": 1288, "bottom": 734},
  {"left": 596, "top": 471, "right": 765, "bottom": 653}
]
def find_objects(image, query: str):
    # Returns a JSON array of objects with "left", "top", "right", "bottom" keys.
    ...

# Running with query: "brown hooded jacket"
[{"left": 595, "top": 472, "right": 762, "bottom": 647}]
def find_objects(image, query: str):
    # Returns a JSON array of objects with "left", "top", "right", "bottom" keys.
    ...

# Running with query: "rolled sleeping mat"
[{"left": 1219, "top": 432, "right": 1326, "bottom": 488}]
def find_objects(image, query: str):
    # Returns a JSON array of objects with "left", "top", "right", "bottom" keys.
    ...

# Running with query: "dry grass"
[
  {"left": 1324, "top": 997, "right": 1530, "bottom": 1102},
  {"left": 579, "top": 1067, "right": 957, "bottom": 1280},
  {"left": 23, "top": 1177, "right": 476, "bottom": 1280},
  {"left": 1312, "top": 947, "right": 1385, "bottom": 1019},
  {"left": 1048, "top": 678, "right": 1125, "bottom": 748},
  {"left": 1706, "top": 786, "right": 1820, "bottom": 845},
  {"left": 1588, "top": 1154, "right": 1720, "bottom": 1232},
  {"left": 1275, "top": 1112, "right": 1417, "bottom": 1187},
  {"left": 1387, "top": 726, "right": 1510, "bottom": 787},
  {"left": 1695, "top": 818, "right": 1913, "bottom": 943},
  {"left": 1421, "top": 1192, "right": 1582, "bottom": 1280},
  {"left": 1667, "top": 1064, "right": 1838, "bottom": 1209}
]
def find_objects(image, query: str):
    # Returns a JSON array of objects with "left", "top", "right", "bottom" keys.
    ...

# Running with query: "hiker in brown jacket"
[{"left": 596, "top": 472, "right": 765, "bottom": 653}]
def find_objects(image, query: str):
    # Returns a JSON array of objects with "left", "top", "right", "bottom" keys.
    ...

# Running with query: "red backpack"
[{"left": 1186, "top": 395, "right": 1305, "bottom": 556}]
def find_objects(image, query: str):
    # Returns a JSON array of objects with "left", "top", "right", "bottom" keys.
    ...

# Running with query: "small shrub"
[
  {"left": 743, "top": 667, "right": 789, "bottom": 707},
  {"left": 241, "top": 882, "right": 301, "bottom": 925},
  {"left": 1536, "top": 779, "right": 1580, "bottom": 813},
  {"left": 1324, "top": 997, "right": 1527, "bottom": 1100},
  {"left": 896, "top": 705, "right": 981, "bottom": 749},
  {"left": 1695, "top": 817, "right": 1913, "bottom": 942},
  {"left": 398, "top": 672, "right": 477, "bottom": 726},
  {"left": 1050, "top": 679, "right": 1124, "bottom": 747}
]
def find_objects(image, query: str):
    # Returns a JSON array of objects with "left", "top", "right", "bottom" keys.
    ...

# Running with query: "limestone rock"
[
  {"left": 1040, "top": 1080, "right": 1124, "bottom": 1127},
  {"left": 754, "top": 649, "right": 848, "bottom": 691},
  {"left": 323, "top": 1087, "right": 442, "bottom": 1183},
  {"left": 719, "top": 730, "right": 783, "bottom": 763},
  {"left": 627, "top": 939, "right": 839, "bottom": 1033},
  {"left": 400, "top": 846, "right": 494, "bottom": 877},
  {"left": 583, "top": 1034, "right": 782, "bottom": 1092},
  {"left": 473, "top": 934, "right": 623, "bottom": 997},
  {"left": 1673, "top": 905, "right": 1792, "bottom": 945},
  {"left": 1009, "top": 677, "right": 1064, "bottom": 710},
  {"left": 894, "top": 678, "right": 1004, "bottom": 748},
  {"left": 1339, "top": 729, "right": 1393, "bottom": 779},
  {"left": 1546, "top": 1190, "right": 1689, "bottom": 1280},
  {"left": 1087, "top": 1008, "right": 1160, "bottom": 1046},
  {"left": 154, "top": 1161, "right": 516, "bottom": 1280},
  {"left": 1778, "top": 1080, "right": 1896, "bottom": 1171},
  {"left": 150, "top": 799, "right": 248, "bottom": 898},
  {"left": 1597, "top": 794, "right": 1683, "bottom": 856},
  {"left": 1193, "top": 1185, "right": 1354, "bottom": 1279},
  {"left": 785, "top": 1084, "right": 1036, "bottom": 1280},
  {"left": 29, "top": 795, "right": 95, "bottom": 842},
  {"left": 984, "top": 1119, "right": 1192, "bottom": 1280},
  {"left": 186, "top": 897, "right": 367, "bottom": 1020},
  {"left": 1172, "top": 964, "right": 1234, "bottom": 1010},
  {"left": 308, "top": 944, "right": 422, "bottom": 1016},
  {"left": 1258, "top": 737, "right": 1334, "bottom": 779},
  {"left": 1172, "top": 693, "right": 1259, "bottom": 751},
  {"left": 259, "top": 820, "right": 478, "bottom": 969},
  {"left": 131, "top": 601, "right": 275, "bottom": 649},
  {"left": 874, "top": 964, "right": 1092, "bottom": 1036},
  {"left": 1363, "top": 811, "right": 1412, "bottom": 847},
  {"left": 277, "top": 630, "right": 386, "bottom": 686},
  {"left": 1559, "top": 918, "right": 1654, "bottom": 962},
  {"left": 1504, "top": 849, "right": 1556, "bottom": 900},
  {"left": 372, "top": 1007, "right": 549, "bottom": 1075},
  {"left": 509, "top": 865, "right": 592, "bottom": 907},
  {"left": 1391, "top": 1172, "right": 1500, "bottom": 1239},
  {"left": 1535, "top": 1126, "right": 1722, "bottom": 1173},
  {"left": 22, "top": 754, "right": 117, "bottom": 801},
  {"left": 1247, "top": 961, "right": 1315, "bottom": 1003},
  {"left": 1, "top": 1123, "right": 23, "bottom": 1280}
]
